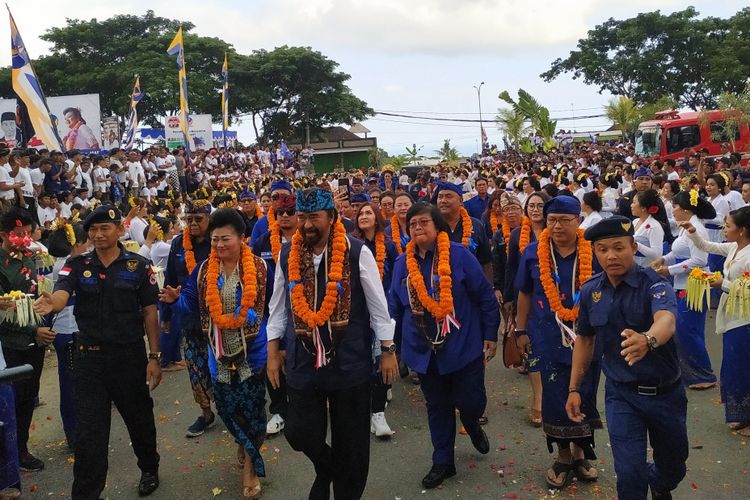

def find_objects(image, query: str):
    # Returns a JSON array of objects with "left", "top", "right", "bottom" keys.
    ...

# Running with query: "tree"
[
  {"left": 495, "top": 108, "right": 528, "bottom": 150},
  {"left": 405, "top": 143, "right": 423, "bottom": 165},
  {"left": 540, "top": 7, "right": 750, "bottom": 110},
  {"left": 435, "top": 139, "right": 459, "bottom": 163},
  {"left": 605, "top": 96, "right": 638, "bottom": 140},
  {"left": 231, "top": 46, "right": 373, "bottom": 144},
  {"left": 699, "top": 85, "right": 750, "bottom": 150},
  {"left": 498, "top": 89, "right": 557, "bottom": 151},
  {"left": 0, "top": 12, "right": 372, "bottom": 142}
]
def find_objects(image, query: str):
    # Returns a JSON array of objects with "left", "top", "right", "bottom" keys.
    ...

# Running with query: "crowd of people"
[{"left": 0, "top": 136, "right": 748, "bottom": 500}]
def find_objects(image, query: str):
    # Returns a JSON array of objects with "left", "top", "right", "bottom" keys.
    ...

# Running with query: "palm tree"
[
  {"left": 605, "top": 96, "right": 638, "bottom": 141},
  {"left": 499, "top": 89, "right": 558, "bottom": 151},
  {"left": 435, "top": 139, "right": 459, "bottom": 162},
  {"left": 495, "top": 108, "right": 528, "bottom": 150}
]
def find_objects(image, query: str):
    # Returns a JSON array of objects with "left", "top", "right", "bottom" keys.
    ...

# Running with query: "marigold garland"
[
  {"left": 536, "top": 228, "right": 593, "bottom": 322},
  {"left": 205, "top": 244, "right": 258, "bottom": 330},
  {"left": 375, "top": 231, "right": 386, "bottom": 280},
  {"left": 405, "top": 232, "right": 453, "bottom": 320},
  {"left": 519, "top": 216, "right": 532, "bottom": 254},
  {"left": 391, "top": 215, "right": 405, "bottom": 254},
  {"left": 459, "top": 207, "right": 472, "bottom": 248},
  {"left": 289, "top": 219, "right": 347, "bottom": 328},
  {"left": 268, "top": 207, "right": 282, "bottom": 263},
  {"left": 182, "top": 227, "right": 198, "bottom": 274},
  {"left": 501, "top": 217, "right": 511, "bottom": 255},
  {"left": 255, "top": 204, "right": 264, "bottom": 219}
]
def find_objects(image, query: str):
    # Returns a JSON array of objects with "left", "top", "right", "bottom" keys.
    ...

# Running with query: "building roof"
[
  {"left": 314, "top": 126, "right": 361, "bottom": 142},
  {"left": 348, "top": 123, "right": 371, "bottom": 134}
]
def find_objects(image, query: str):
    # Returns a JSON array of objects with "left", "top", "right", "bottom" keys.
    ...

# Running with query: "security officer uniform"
[
  {"left": 577, "top": 217, "right": 688, "bottom": 500},
  {"left": 55, "top": 207, "right": 161, "bottom": 500}
]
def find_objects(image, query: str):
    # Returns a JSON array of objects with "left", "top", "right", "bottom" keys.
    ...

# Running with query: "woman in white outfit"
[
  {"left": 597, "top": 173, "right": 619, "bottom": 219},
  {"left": 579, "top": 191, "right": 603, "bottom": 230},
  {"left": 631, "top": 189, "right": 666, "bottom": 267},
  {"left": 705, "top": 174, "right": 731, "bottom": 273}
]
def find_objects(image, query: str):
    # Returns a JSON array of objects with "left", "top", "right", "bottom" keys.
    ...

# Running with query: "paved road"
[{"left": 15, "top": 312, "right": 750, "bottom": 499}]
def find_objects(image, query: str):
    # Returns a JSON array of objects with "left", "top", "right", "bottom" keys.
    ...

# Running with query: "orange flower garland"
[
  {"left": 490, "top": 211, "right": 499, "bottom": 235},
  {"left": 289, "top": 220, "right": 347, "bottom": 328},
  {"left": 536, "top": 228, "right": 593, "bottom": 322},
  {"left": 459, "top": 207, "right": 472, "bottom": 248},
  {"left": 391, "top": 215, "right": 404, "bottom": 255},
  {"left": 183, "top": 227, "right": 198, "bottom": 274},
  {"left": 405, "top": 232, "right": 454, "bottom": 320},
  {"left": 519, "top": 216, "right": 532, "bottom": 254},
  {"left": 205, "top": 244, "right": 258, "bottom": 330},
  {"left": 255, "top": 204, "right": 264, "bottom": 219},
  {"left": 375, "top": 232, "right": 386, "bottom": 280},
  {"left": 268, "top": 207, "right": 282, "bottom": 263},
  {"left": 501, "top": 217, "right": 511, "bottom": 255}
]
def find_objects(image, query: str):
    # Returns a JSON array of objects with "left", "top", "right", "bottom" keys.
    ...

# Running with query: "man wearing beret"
[
  {"left": 35, "top": 205, "right": 163, "bottom": 499},
  {"left": 237, "top": 189, "right": 261, "bottom": 238},
  {"left": 514, "top": 195, "right": 601, "bottom": 489},
  {"left": 249, "top": 179, "right": 293, "bottom": 244},
  {"left": 618, "top": 166, "right": 654, "bottom": 220},
  {"left": 568, "top": 216, "right": 687, "bottom": 500}
]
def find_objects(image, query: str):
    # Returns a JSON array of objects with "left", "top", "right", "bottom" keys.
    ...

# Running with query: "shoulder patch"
[{"left": 126, "top": 259, "right": 139, "bottom": 272}]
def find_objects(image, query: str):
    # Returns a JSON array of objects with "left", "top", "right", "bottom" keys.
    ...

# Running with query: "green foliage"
[
  {"left": 435, "top": 139, "right": 459, "bottom": 163},
  {"left": 499, "top": 89, "right": 557, "bottom": 151},
  {"left": 495, "top": 108, "right": 529, "bottom": 150},
  {"left": 606, "top": 95, "right": 678, "bottom": 140},
  {"left": 0, "top": 11, "right": 372, "bottom": 142},
  {"left": 405, "top": 143, "right": 423, "bottom": 165},
  {"left": 542, "top": 7, "right": 750, "bottom": 110},
  {"left": 699, "top": 85, "right": 750, "bottom": 148}
]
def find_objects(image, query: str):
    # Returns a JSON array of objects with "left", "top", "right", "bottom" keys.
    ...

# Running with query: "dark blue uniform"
[
  {"left": 446, "top": 215, "right": 492, "bottom": 266},
  {"left": 464, "top": 193, "right": 489, "bottom": 220},
  {"left": 390, "top": 242, "right": 500, "bottom": 466},
  {"left": 577, "top": 265, "right": 688, "bottom": 499}
]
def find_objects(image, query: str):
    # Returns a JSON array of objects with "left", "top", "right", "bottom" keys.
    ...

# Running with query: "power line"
[
  {"left": 376, "top": 106, "right": 605, "bottom": 115},
  {"left": 374, "top": 111, "right": 606, "bottom": 123}
]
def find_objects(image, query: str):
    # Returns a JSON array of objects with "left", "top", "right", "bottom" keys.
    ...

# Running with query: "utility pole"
[{"left": 473, "top": 81, "right": 485, "bottom": 150}]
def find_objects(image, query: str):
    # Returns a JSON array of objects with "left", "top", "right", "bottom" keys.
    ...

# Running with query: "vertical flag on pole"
[
  {"left": 480, "top": 125, "right": 488, "bottom": 147},
  {"left": 8, "top": 6, "right": 64, "bottom": 152},
  {"left": 122, "top": 76, "right": 142, "bottom": 151},
  {"left": 167, "top": 26, "right": 191, "bottom": 162},
  {"left": 221, "top": 53, "right": 229, "bottom": 149}
]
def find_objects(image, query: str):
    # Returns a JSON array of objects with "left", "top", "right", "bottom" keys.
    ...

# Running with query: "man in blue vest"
[
  {"left": 266, "top": 188, "right": 398, "bottom": 500},
  {"left": 568, "top": 216, "right": 687, "bottom": 500}
]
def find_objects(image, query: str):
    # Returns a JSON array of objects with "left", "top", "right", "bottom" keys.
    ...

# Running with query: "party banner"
[
  {"left": 46, "top": 94, "right": 102, "bottom": 153},
  {"left": 165, "top": 113, "right": 212, "bottom": 150},
  {"left": 0, "top": 98, "right": 20, "bottom": 148},
  {"left": 101, "top": 116, "right": 120, "bottom": 150}
]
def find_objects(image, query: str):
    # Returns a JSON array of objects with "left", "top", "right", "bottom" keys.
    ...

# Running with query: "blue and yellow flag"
[
  {"left": 122, "top": 76, "right": 142, "bottom": 151},
  {"left": 167, "top": 26, "right": 191, "bottom": 160},
  {"left": 221, "top": 53, "right": 229, "bottom": 149},
  {"left": 8, "top": 7, "right": 64, "bottom": 152}
]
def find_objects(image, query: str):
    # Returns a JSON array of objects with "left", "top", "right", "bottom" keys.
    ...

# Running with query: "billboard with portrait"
[
  {"left": 101, "top": 116, "right": 120, "bottom": 150},
  {"left": 47, "top": 94, "right": 102, "bottom": 153},
  {"left": 165, "top": 113, "right": 213, "bottom": 151},
  {"left": 0, "top": 98, "right": 20, "bottom": 148}
]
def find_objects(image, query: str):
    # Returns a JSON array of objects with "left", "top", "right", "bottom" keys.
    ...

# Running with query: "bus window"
[
  {"left": 666, "top": 125, "right": 701, "bottom": 154},
  {"left": 710, "top": 121, "right": 741, "bottom": 143}
]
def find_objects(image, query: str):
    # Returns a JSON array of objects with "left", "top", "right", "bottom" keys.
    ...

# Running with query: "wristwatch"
[
  {"left": 148, "top": 352, "right": 162, "bottom": 362},
  {"left": 381, "top": 343, "right": 397, "bottom": 354},
  {"left": 643, "top": 333, "right": 658, "bottom": 351}
]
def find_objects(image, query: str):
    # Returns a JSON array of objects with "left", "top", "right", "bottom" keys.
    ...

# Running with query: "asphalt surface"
[{"left": 14, "top": 311, "right": 750, "bottom": 499}]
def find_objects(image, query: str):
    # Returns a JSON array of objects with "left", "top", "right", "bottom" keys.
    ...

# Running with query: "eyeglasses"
[
  {"left": 502, "top": 206, "right": 522, "bottom": 213},
  {"left": 409, "top": 218, "right": 434, "bottom": 229},
  {"left": 526, "top": 203, "right": 545, "bottom": 212},
  {"left": 276, "top": 208, "right": 296, "bottom": 217},
  {"left": 545, "top": 216, "right": 578, "bottom": 227},
  {"left": 185, "top": 215, "right": 206, "bottom": 223}
]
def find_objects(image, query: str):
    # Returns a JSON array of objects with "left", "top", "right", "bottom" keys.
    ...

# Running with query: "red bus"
[{"left": 635, "top": 110, "right": 750, "bottom": 160}]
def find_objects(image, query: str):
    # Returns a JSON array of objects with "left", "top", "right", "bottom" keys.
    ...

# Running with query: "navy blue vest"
[{"left": 278, "top": 236, "right": 373, "bottom": 391}]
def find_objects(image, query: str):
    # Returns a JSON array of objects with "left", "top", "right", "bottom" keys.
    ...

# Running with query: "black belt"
[{"left": 622, "top": 378, "right": 681, "bottom": 396}]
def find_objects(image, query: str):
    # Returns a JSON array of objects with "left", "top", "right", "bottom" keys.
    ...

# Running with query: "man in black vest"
[{"left": 267, "top": 188, "right": 398, "bottom": 500}]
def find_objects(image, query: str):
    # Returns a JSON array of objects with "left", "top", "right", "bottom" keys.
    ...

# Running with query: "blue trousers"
[
  {"left": 159, "top": 303, "right": 183, "bottom": 366},
  {"left": 0, "top": 383, "right": 20, "bottom": 490},
  {"left": 605, "top": 379, "right": 688, "bottom": 499},
  {"left": 674, "top": 294, "right": 716, "bottom": 385},
  {"left": 53, "top": 333, "right": 77, "bottom": 449},
  {"left": 419, "top": 355, "right": 486, "bottom": 465}
]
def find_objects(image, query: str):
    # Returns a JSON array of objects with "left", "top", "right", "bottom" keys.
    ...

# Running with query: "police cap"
[
  {"left": 83, "top": 205, "right": 122, "bottom": 231},
  {"left": 583, "top": 215, "right": 634, "bottom": 242}
]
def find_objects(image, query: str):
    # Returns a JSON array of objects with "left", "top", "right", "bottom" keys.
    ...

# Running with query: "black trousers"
[
  {"left": 71, "top": 342, "right": 159, "bottom": 500},
  {"left": 2, "top": 346, "right": 45, "bottom": 454},
  {"left": 285, "top": 381, "right": 370, "bottom": 500},
  {"left": 267, "top": 371, "right": 288, "bottom": 418}
]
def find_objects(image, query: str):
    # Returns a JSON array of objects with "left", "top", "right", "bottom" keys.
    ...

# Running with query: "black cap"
[
  {"left": 83, "top": 205, "right": 122, "bottom": 231},
  {"left": 584, "top": 215, "right": 634, "bottom": 242}
]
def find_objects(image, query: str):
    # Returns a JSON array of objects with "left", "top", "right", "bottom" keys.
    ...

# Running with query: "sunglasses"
[
  {"left": 276, "top": 208, "right": 296, "bottom": 217},
  {"left": 185, "top": 215, "right": 207, "bottom": 223}
]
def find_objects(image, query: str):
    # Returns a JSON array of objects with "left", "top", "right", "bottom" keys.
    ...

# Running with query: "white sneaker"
[
  {"left": 386, "top": 388, "right": 393, "bottom": 402},
  {"left": 370, "top": 412, "right": 395, "bottom": 437},
  {"left": 266, "top": 414, "right": 285, "bottom": 435}
]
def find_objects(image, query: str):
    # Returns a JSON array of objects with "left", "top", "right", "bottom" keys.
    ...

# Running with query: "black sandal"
[
  {"left": 546, "top": 461, "right": 573, "bottom": 489},
  {"left": 572, "top": 458, "right": 598, "bottom": 482}
]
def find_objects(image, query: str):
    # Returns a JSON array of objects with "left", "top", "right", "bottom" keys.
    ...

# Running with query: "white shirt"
[
  {"left": 664, "top": 215, "right": 709, "bottom": 290},
  {"left": 127, "top": 161, "right": 145, "bottom": 188},
  {"left": 579, "top": 211, "right": 602, "bottom": 230},
  {"left": 38, "top": 206, "right": 57, "bottom": 226},
  {"left": 0, "top": 164, "right": 14, "bottom": 200},
  {"left": 667, "top": 170, "right": 680, "bottom": 181},
  {"left": 633, "top": 215, "right": 664, "bottom": 267},
  {"left": 601, "top": 188, "right": 618, "bottom": 218},
  {"left": 129, "top": 217, "right": 148, "bottom": 245},
  {"left": 687, "top": 231, "right": 750, "bottom": 334},
  {"left": 725, "top": 190, "right": 744, "bottom": 211},
  {"left": 16, "top": 167, "right": 34, "bottom": 198},
  {"left": 705, "top": 194, "right": 730, "bottom": 243},
  {"left": 138, "top": 239, "right": 172, "bottom": 269},
  {"left": 266, "top": 242, "right": 395, "bottom": 342},
  {"left": 30, "top": 168, "right": 44, "bottom": 190}
]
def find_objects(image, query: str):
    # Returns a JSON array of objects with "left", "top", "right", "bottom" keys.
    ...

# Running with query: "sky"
[{"left": 7, "top": 0, "right": 750, "bottom": 155}]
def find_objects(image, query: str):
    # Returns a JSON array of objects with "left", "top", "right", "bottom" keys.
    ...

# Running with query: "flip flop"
[
  {"left": 688, "top": 382, "right": 716, "bottom": 390},
  {"left": 546, "top": 461, "right": 573, "bottom": 489},
  {"left": 572, "top": 458, "right": 598, "bottom": 482}
]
